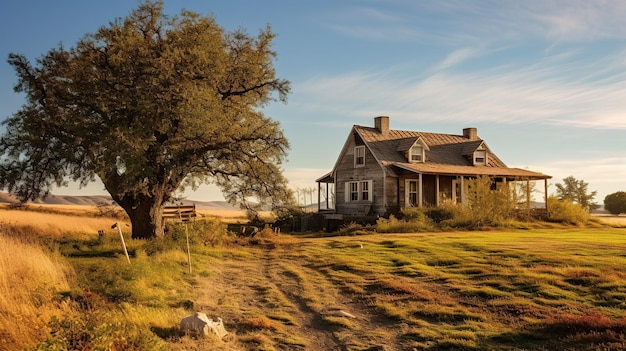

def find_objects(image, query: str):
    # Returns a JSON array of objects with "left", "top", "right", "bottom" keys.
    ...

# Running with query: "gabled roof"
[
  {"left": 396, "top": 136, "right": 430, "bottom": 152},
  {"left": 461, "top": 139, "right": 486, "bottom": 155},
  {"left": 350, "top": 125, "right": 550, "bottom": 179}
]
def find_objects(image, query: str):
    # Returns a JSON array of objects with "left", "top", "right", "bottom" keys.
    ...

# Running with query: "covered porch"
[
  {"left": 315, "top": 172, "right": 335, "bottom": 212},
  {"left": 392, "top": 163, "right": 552, "bottom": 211}
]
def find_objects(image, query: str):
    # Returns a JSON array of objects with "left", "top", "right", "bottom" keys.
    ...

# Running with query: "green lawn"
[
  {"left": 236, "top": 228, "right": 626, "bottom": 350},
  {"left": 28, "top": 226, "right": 626, "bottom": 350}
]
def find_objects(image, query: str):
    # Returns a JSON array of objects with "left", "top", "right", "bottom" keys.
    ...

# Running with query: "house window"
[
  {"left": 410, "top": 145, "right": 424, "bottom": 162},
  {"left": 345, "top": 180, "right": 372, "bottom": 202},
  {"left": 474, "top": 150, "right": 487, "bottom": 165},
  {"left": 350, "top": 182, "right": 359, "bottom": 201},
  {"left": 407, "top": 180, "right": 419, "bottom": 206},
  {"left": 354, "top": 146, "right": 365, "bottom": 167},
  {"left": 361, "top": 181, "right": 369, "bottom": 201}
]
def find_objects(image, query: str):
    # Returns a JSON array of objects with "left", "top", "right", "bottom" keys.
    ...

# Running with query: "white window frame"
[
  {"left": 474, "top": 149, "right": 487, "bottom": 165},
  {"left": 410, "top": 145, "right": 424, "bottom": 163},
  {"left": 344, "top": 180, "right": 373, "bottom": 202},
  {"left": 405, "top": 179, "right": 420, "bottom": 207},
  {"left": 354, "top": 146, "right": 365, "bottom": 167}
]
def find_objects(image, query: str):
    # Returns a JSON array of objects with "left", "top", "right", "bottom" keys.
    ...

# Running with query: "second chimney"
[
  {"left": 463, "top": 127, "right": 478, "bottom": 140},
  {"left": 374, "top": 116, "right": 389, "bottom": 134}
]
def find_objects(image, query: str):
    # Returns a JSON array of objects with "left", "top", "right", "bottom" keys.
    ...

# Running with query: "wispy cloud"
[
  {"left": 433, "top": 47, "right": 481, "bottom": 71},
  {"left": 324, "top": 1, "right": 626, "bottom": 44},
  {"left": 296, "top": 47, "right": 626, "bottom": 130}
]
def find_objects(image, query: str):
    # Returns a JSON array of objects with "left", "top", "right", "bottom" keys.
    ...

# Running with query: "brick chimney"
[
  {"left": 463, "top": 127, "right": 478, "bottom": 140},
  {"left": 374, "top": 116, "right": 389, "bottom": 134}
]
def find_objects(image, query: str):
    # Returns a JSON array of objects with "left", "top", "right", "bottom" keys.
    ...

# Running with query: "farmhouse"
[{"left": 316, "top": 116, "right": 551, "bottom": 218}]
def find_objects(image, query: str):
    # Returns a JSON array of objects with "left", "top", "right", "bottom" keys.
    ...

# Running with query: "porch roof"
[
  {"left": 391, "top": 162, "right": 551, "bottom": 180},
  {"left": 315, "top": 172, "right": 334, "bottom": 183}
]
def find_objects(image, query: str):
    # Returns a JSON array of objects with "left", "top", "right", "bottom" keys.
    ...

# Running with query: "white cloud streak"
[
  {"left": 296, "top": 47, "right": 626, "bottom": 130},
  {"left": 327, "top": 1, "right": 626, "bottom": 44}
]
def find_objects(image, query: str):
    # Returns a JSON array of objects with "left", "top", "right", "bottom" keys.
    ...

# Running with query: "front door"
[{"left": 405, "top": 179, "right": 419, "bottom": 207}]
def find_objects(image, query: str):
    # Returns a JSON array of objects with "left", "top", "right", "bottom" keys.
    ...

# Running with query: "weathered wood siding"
[
  {"left": 335, "top": 132, "right": 387, "bottom": 216},
  {"left": 422, "top": 174, "right": 436, "bottom": 206},
  {"left": 385, "top": 177, "right": 399, "bottom": 214}
]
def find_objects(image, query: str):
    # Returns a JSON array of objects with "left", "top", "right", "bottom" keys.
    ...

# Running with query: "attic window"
[
  {"left": 474, "top": 150, "right": 487, "bottom": 165},
  {"left": 410, "top": 145, "right": 424, "bottom": 163},
  {"left": 354, "top": 146, "right": 365, "bottom": 167}
]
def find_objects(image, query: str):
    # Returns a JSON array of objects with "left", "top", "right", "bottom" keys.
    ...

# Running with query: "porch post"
[
  {"left": 435, "top": 175, "right": 440, "bottom": 206},
  {"left": 526, "top": 180, "right": 531, "bottom": 208},
  {"left": 543, "top": 179, "right": 548, "bottom": 212},
  {"left": 460, "top": 176, "right": 465, "bottom": 205},
  {"left": 418, "top": 173, "right": 423, "bottom": 207},
  {"left": 318, "top": 182, "right": 321, "bottom": 211},
  {"left": 326, "top": 183, "right": 330, "bottom": 209}
]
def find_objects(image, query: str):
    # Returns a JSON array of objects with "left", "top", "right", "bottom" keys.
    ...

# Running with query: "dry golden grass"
[
  {"left": 0, "top": 207, "right": 129, "bottom": 240},
  {"left": 196, "top": 209, "right": 273, "bottom": 224},
  {"left": 0, "top": 235, "right": 74, "bottom": 350},
  {"left": 593, "top": 214, "right": 626, "bottom": 226}
]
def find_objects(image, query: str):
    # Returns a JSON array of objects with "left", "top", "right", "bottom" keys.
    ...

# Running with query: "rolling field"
[
  {"left": 2, "top": 204, "right": 626, "bottom": 350},
  {"left": 186, "top": 228, "right": 626, "bottom": 351}
]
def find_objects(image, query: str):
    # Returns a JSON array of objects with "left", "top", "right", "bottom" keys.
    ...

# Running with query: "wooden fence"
[{"left": 163, "top": 204, "right": 197, "bottom": 222}]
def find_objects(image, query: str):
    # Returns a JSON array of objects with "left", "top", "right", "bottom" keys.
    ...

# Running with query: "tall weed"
[
  {"left": 546, "top": 196, "right": 590, "bottom": 225},
  {"left": 0, "top": 235, "right": 74, "bottom": 350},
  {"left": 376, "top": 214, "right": 432, "bottom": 233}
]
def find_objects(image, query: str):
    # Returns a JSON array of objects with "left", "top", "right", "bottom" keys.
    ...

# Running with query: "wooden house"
[{"left": 316, "top": 116, "right": 551, "bottom": 217}]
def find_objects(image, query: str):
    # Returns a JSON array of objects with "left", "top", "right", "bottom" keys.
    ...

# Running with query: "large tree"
[
  {"left": 555, "top": 176, "right": 598, "bottom": 212},
  {"left": 604, "top": 191, "right": 626, "bottom": 215},
  {"left": 0, "top": 1, "right": 293, "bottom": 239}
]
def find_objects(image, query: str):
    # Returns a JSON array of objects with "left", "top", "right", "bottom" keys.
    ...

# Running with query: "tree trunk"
[{"left": 116, "top": 193, "right": 166, "bottom": 239}]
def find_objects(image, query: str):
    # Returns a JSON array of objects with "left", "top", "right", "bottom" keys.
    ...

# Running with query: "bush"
[
  {"left": 546, "top": 196, "right": 590, "bottom": 225},
  {"left": 400, "top": 207, "right": 427, "bottom": 222},
  {"left": 465, "top": 176, "right": 515, "bottom": 227},
  {"left": 421, "top": 202, "right": 457, "bottom": 224},
  {"left": 152, "top": 218, "right": 228, "bottom": 254},
  {"left": 376, "top": 215, "right": 432, "bottom": 233},
  {"left": 604, "top": 191, "right": 626, "bottom": 215},
  {"left": 337, "top": 222, "right": 374, "bottom": 236}
]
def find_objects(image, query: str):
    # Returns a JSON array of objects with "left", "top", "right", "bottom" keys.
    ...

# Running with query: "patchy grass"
[{"left": 3, "top": 205, "right": 626, "bottom": 350}]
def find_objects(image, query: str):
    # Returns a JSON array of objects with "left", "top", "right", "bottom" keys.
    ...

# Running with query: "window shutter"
[
  {"left": 367, "top": 180, "right": 373, "bottom": 201},
  {"left": 344, "top": 182, "right": 351, "bottom": 203}
]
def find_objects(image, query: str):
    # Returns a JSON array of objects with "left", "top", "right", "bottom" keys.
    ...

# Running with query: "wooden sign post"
[
  {"left": 163, "top": 205, "right": 197, "bottom": 274},
  {"left": 112, "top": 222, "right": 131, "bottom": 264}
]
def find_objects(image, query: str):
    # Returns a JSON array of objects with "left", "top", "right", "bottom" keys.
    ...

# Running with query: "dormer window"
[
  {"left": 398, "top": 136, "right": 429, "bottom": 163},
  {"left": 354, "top": 146, "right": 365, "bottom": 167},
  {"left": 410, "top": 145, "right": 424, "bottom": 163},
  {"left": 474, "top": 150, "right": 487, "bottom": 165}
]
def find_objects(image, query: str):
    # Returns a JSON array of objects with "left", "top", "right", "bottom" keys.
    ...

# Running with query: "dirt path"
[{"left": 173, "top": 239, "right": 400, "bottom": 351}]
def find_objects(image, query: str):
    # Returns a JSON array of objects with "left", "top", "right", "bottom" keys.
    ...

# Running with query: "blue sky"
[{"left": 1, "top": 1, "right": 625, "bottom": 204}]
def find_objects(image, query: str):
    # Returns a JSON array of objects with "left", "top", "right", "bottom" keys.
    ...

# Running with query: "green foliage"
[
  {"left": 0, "top": 0, "right": 292, "bottom": 239},
  {"left": 72, "top": 247, "right": 193, "bottom": 307},
  {"left": 555, "top": 176, "right": 598, "bottom": 211},
  {"left": 400, "top": 207, "right": 427, "bottom": 222},
  {"left": 165, "top": 218, "right": 228, "bottom": 247},
  {"left": 546, "top": 196, "right": 590, "bottom": 224},
  {"left": 336, "top": 222, "right": 374, "bottom": 236},
  {"left": 374, "top": 177, "right": 599, "bottom": 230},
  {"left": 421, "top": 202, "right": 456, "bottom": 224},
  {"left": 376, "top": 214, "right": 432, "bottom": 233},
  {"left": 463, "top": 175, "right": 515, "bottom": 227},
  {"left": 604, "top": 191, "right": 626, "bottom": 215}
]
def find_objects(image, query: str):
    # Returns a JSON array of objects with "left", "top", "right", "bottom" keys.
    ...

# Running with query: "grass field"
[
  {"left": 2, "top": 205, "right": 626, "bottom": 350},
  {"left": 187, "top": 228, "right": 626, "bottom": 350}
]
